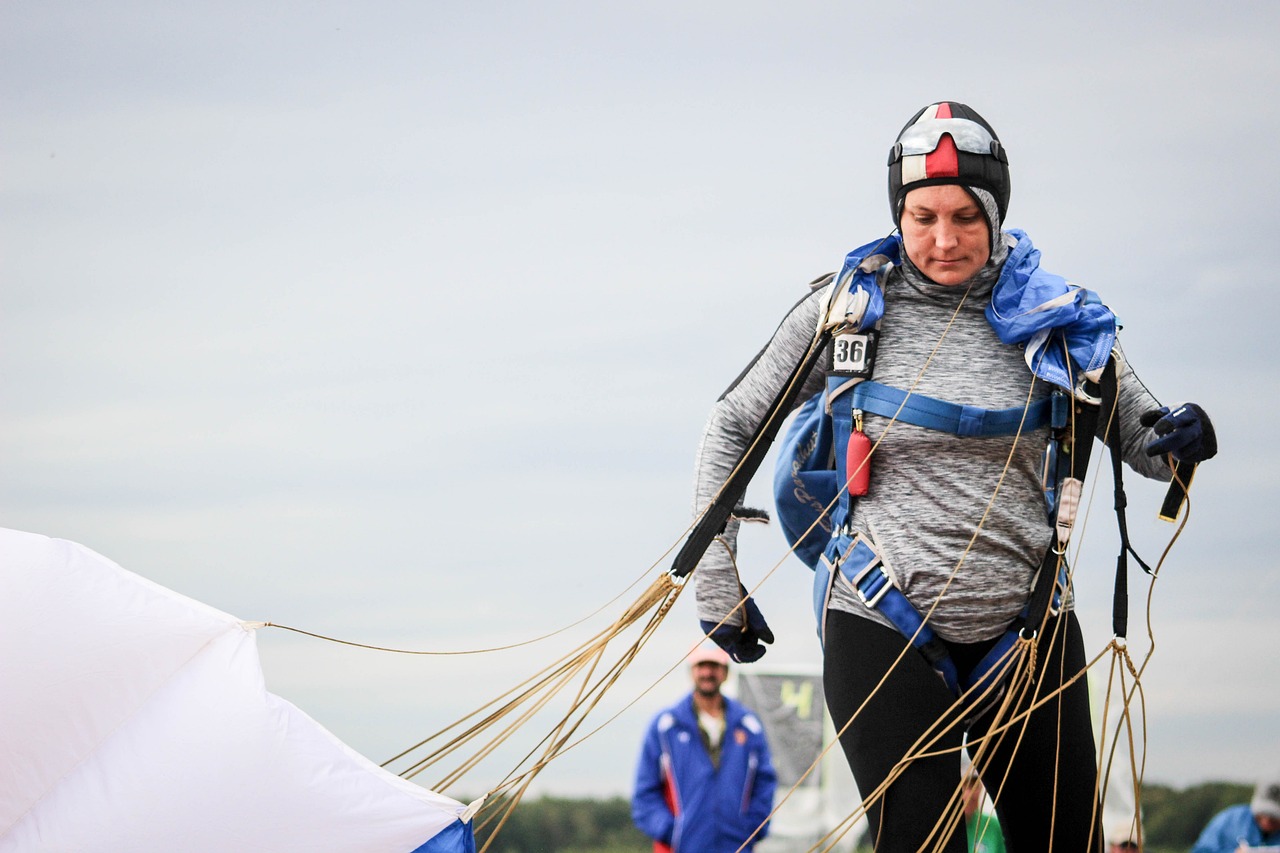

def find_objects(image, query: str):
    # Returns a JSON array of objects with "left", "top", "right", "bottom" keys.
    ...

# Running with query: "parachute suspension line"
[
  {"left": 743, "top": 285, "right": 1057, "bottom": 853},
  {"left": 376, "top": 566, "right": 755, "bottom": 853},
  {"left": 1091, "top": 450, "right": 1193, "bottom": 838},
  {"left": 1071, "top": 346, "right": 1194, "bottom": 839},
  {"left": 259, "top": 552, "right": 669, "bottom": 657},
  {"left": 472, "top": 586, "right": 679, "bottom": 853},
  {"left": 775, "top": 335, "right": 1158, "bottom": 851},
  {"left": 707, "top": 279, "right": 1015, "bottom": 853},
  {"left": 1095, "top": 640, "right": 1150, "bottom": 848},
  {"left": 743, "top": 332, "right": 1192, "bottom": 850},
  {"left": 383, "top": 571, "right": 681, "bottom": 777},
  {"left": 671, "top": 325, "right": 833, "bottom": 580}
]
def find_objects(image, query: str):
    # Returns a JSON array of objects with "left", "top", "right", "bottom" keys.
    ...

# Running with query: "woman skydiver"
[{"left": 689, "top": 101, "right": 1217, "bottom": 852}]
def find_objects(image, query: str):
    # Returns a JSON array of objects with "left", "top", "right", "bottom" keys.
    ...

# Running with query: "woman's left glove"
[
  {"left": 700, "top": 584, "right": 774, "bottom": 663},
  {"left": 1141, "top": 402, "right": 1218, "bottom": 463}
]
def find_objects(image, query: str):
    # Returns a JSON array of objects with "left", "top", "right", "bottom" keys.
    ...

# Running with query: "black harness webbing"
[
  {"left": 1099, "top": 363, "right": 1154, "bottom": 640},
  {"left": 1158, "top": 459, "right": 1197, "bottom": 522},
  {"left": 670, "top": 328, "right": 834, "bottom": 579},
  {"left": 673, "top": 318, "right": 1156, "bottom": 668},
  {"left": 1016, "top": 361, "right": 1113, "bottom": 644}
]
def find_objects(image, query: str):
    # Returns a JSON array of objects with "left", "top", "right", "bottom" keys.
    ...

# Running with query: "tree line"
[{"left": 470, "top": 781, "right": 1255, "bottom": 852}]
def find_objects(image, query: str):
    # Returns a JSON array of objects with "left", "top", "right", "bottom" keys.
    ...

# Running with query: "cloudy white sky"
[{"left": 4, "top": 1, "right": 1278, "bottom": 801}]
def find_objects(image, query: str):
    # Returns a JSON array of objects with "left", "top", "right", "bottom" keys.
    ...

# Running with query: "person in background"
[
  {"left": 1192, "top": 775, "right": 1280, "bottom": 852},
  {"left": 962, "top": 770, "right": 1005, "bottom": 853},
  {"left": 631, "top": 645, "right": 777, "bottom": 853}
]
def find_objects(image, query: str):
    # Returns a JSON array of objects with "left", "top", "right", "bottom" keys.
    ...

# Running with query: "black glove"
[
  {"left": 1141, "top": 402, "right": 1218, "bottom": 463},
  {"left": 700, "top": 584, "right": 774, "bottom": 663}
]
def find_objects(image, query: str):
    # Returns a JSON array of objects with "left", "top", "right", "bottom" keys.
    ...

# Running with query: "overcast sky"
[{"left": 4, "top": 1, "right": 1278, "bottom": 801}]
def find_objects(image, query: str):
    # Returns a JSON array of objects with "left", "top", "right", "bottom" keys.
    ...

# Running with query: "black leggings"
[{"left": 823, "top": 609, "right": 1102, "bottom": 853}]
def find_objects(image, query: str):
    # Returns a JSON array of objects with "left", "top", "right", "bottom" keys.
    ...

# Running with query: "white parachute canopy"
[{"left": 0, "top": 527, "right": 478, "bottom": 853}]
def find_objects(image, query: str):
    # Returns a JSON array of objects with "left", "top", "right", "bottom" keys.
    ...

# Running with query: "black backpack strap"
[
  {"left": 1018, "top": 365, "right": 1106, "bottom": 638},
  {"left": 1099, "top": 361, "right": 1153, "bottom": 640},
  {"left": 670, "top": 326, "right": 833, "bottom": 579},
  {"left": 1018, "top": 357, "right": 1151, "bottom": 642}
]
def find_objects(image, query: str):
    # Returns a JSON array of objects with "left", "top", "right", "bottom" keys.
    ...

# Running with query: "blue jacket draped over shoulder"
[{"left": 833, "top": 230, "right": 1117, "bottom": 393}]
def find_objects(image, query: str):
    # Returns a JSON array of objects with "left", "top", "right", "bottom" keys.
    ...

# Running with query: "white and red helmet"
[{"left": 888, "top": 101, "right": 1010, "bottom": 228}]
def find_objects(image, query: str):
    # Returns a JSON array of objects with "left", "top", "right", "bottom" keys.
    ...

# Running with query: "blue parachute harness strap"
[
  {"left": 834, "top": 357, "right": 1116, "bottom": 704},
  {"left": 671, "top": 233, "right": 900, "bottom": 580},
  {"left": 847, "top": 560, "right": 961, "bottom": 695},
  {"left": 849, "top": 381, "right": 1052, "bottom": 437},
  {"left": 840, "top": 536, "right": 1065, "bottom": 702}
]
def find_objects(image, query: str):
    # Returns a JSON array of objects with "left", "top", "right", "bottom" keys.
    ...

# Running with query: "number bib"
[{"left": 829, "top": 329, "right": 878, "bottom": 377}]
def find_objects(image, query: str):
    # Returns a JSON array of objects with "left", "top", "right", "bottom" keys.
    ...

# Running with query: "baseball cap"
[
  {"left": 688, "top": 645, "right": 731, "bottom": 668},
  {"left": 1252, "top": 774, "right": 1280, "bottom": 820}
]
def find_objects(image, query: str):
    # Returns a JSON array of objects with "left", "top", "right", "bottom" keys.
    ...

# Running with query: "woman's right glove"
[
  {"left": 1141, "top": 402, "right": 1218, "bottom": 464},
  {"left": 699, "top": 584, "right": 774, "bottom": 663}
]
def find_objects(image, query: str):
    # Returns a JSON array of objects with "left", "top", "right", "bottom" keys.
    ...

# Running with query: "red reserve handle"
[{"left": 846, "top": 424, "right": 871, "bottom": 496}]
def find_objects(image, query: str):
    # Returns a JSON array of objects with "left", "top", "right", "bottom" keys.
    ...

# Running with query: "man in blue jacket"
[
  {"left": 632, "top": 645, "right": 777, "bottom": 853},
  {"left": 1192, "top": 774, "right": 1280, "bottom": 852}
]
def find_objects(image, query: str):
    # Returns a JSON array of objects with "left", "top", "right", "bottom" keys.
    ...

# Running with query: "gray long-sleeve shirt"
[{"left": 693, "top": 255, "right": 1171, "bottom": 643}]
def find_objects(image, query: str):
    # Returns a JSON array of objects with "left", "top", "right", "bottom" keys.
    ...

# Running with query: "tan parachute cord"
[
  {"left": 812, "top": 311, "right": 1047, "bottom": 846},
  {"left": 482, "top": 547, "right": 742, "bottom": 789},
  {"left": 474, "top": 602, "right": 670, "bottom": 852},
  {"left": 794, "top": 332, "right": 1193, "bottom": 848},
  {"left": 448, "top": 536, "right": 798, "bottom": 848},
  {"left": 1095, "top": 640, "right": 1147, "bottom": 846},
  {"left": 474, "top": 539, "right": 901, "bottom": 851},
  {"left": 485, "top": 593, "right": 675, "bottom": 781},
  {"left": 448, "top": 577, "right": 678, "bottom": 780},
  {"left": 489, "top": 581, "right": 678, "bottom": 790},
  {"left": 469, "top": 643, "right": 645, "bottom": 847},
  {"left": 420, "top": 573, "right": 690, "bottom": 850},
  {"left": 388, "top": 542, "right": 830, "bottom": 850},
  {"left": 679, "top": 322, "right": 834, "bottom": 565},
  {"left": 394, "top": 290, "right": 1183, "bottom": 848},
  {"left": 258, "top": 535, "right": 677, "bottom": 656},
  {"left": 481, "top": 538, "right": 764, "bottom": 793},
  {"left": 382, "top": 586, "right": 647, "bottom": 771},
  {"left": 1076, "top": 359, "right": 1195, "bottom": 838},
  {"left": 381, "top": 573, "right": 680, "bottom": 773},
  {"left": 723, "top": 327, "right": 1183, "bottom": 849},
  {"left": 726, "top": 279, "right": 1049, "bottom": 851},
  {"left": 946, "top": 614, "right": 1106, "bottom": 851},
  {"left": 1083, "top": 361, "right": 1126, "bottom": 846},
  {"left": 1099, "top": 455, "right": 1193, "bottom": 834},
  {"left": 927, "top": 642, "right": 1041, "bottom": 851},
  {"left": 460, "top": 307, "right": 829, "bottom": 845}
]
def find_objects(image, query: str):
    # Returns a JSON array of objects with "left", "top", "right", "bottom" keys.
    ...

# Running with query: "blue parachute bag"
[{"left": 772, "top": 390, "right": 837, "bottom": 570}]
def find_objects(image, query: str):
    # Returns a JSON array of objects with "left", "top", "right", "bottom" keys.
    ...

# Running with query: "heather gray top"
[{"left": 692, "top": 240, "right": 1171, "bottom": 643}]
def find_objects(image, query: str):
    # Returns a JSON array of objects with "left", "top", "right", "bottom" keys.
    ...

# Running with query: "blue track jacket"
[
  {"left": 631, "top": 692, "right": 776, "bottom": 853},
  {"left": 1192, "top": 804, "right": 1280, "bottom": 852}
]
